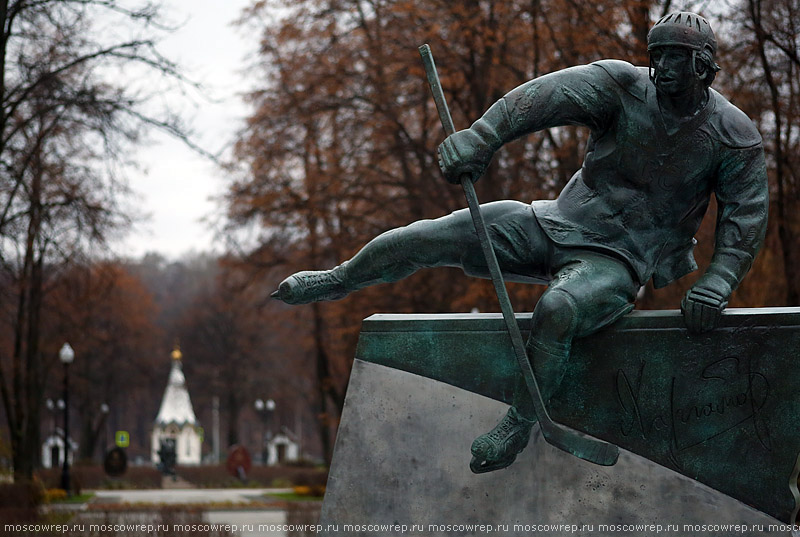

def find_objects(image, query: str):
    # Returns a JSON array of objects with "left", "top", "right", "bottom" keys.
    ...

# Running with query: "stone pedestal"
[{"left": 321, "top": 359, "right": 790, "bottom": 536}]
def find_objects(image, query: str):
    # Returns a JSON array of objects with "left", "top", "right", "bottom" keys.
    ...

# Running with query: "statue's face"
[{"left": 650, "top": 46, "right": 699, "bottom": 96}]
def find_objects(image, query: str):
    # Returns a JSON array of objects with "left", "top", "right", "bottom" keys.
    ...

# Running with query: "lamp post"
[
  {"left": 59, "top": 343, "right": 74, "bottom": 494},
  {"left": 100, "top": 403, "right": 110, "bottom": 455},
  {"left": 45, "top": 398, "right": 55, "bottom": 438},
  {"left": 46, "top": 399, "right": 56, "bottom": 468},
  {"left": 254, "top": 398, "right": 275, "bottom": 465}
]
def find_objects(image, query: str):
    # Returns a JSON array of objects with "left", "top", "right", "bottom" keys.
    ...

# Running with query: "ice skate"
[
  {"left": 470, "top": 406, "right": 534, "bottom": 473},
  {"left": 271, "top": 266, "right": 349, "bottom": 305}
]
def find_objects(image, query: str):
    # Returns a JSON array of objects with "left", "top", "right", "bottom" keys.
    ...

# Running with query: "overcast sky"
[{"left": 112, "top": 0, "right": 256, "bottom": 261}]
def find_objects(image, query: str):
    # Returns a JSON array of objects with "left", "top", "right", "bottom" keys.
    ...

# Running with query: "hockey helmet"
[{"left": 648, "top": 12, "right": 720, "bottom": 82}]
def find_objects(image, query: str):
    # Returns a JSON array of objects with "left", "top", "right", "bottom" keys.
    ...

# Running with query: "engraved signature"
[{"left": 615, "top": 355, "right": 771, "bottom": 463}]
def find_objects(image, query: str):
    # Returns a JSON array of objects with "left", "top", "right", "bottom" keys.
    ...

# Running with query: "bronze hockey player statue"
[{"left": 272, "top": 12, "right": 769, "bottom": 474}]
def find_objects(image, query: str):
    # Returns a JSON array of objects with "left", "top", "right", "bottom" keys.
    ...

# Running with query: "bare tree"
[
  {"left": 0, "top": 0, "right": 194, "bottom": 481},
  {"left": 744, "top": 0, "right": 800, "bottom": 304}
]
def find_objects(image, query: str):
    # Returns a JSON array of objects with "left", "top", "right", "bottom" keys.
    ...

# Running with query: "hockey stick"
[{"left": 419, "top": 44, "right": 618, "bottom": 466}]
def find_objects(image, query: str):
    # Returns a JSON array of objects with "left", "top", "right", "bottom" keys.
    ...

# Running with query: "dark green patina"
[
  {"left": 356, "top": 309, "right": 800, "bottom": 523},
  {"left": 273, "top": 11, "right": 776, "bottom": 487},
  {"left": 420, "top": 43, "right": 619, "bottom": 467}
]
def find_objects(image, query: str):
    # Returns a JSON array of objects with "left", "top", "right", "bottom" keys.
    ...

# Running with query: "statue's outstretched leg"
[
  {"left": 272, "top": 201, "right": 542, "bottom": 304},
  {"left": 271, "top": 223, "right": 433, "bottom": 304},
  {"left": 470, "top": 251, "right": 637, "bottom": 473}
]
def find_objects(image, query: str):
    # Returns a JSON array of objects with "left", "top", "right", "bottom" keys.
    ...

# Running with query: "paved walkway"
[
  {"left": 206, "top": 510, "right": 289, "bottom": 537},
  {"left": 81, "top": 488, "right": 318, "bottom": 537},
  {"left": 91, "top": 487, "right": 290, "bottom": 505}
]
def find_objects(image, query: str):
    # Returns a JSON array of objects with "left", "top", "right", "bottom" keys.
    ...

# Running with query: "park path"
[
  {"left": 90, "top": 487, "right": 289, "bottom": 505},
  {"left": 81, "top": 487, "right": 312, "bottom": 537}
]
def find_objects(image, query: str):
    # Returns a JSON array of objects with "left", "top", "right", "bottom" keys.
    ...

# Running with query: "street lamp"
[
  {"left": 46, "top": 399, "right": 56, "bottom": 468},
  {"left": 100, "top": 403, "right": 110, "bottom": 455},
  {"left": 59, "top": 343, "right": 74, "bottom": 495},
  {"left": 254, "top": 398, "right": 275, "bottom": 465},
  {"left": 45, "top": 399, "right": 55, "bottom": 437}
]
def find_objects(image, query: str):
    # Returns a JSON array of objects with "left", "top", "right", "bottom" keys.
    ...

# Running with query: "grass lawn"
[
  {"left": 265, "top": 491, "right": 323, "bottom": 502},
  {"left": 50, "top": 492, "right": 95, "bottom": 504}
]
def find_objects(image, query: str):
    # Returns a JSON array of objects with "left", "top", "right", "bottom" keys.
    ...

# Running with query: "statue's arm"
[
  {"left": 438, "top": 65, "right": 618, "bottom": 183},
  {"left": 710, "top": 144, "right": 769, "bottom": 287},
  {"left": 681, "top": 144, "right": 769, "bottom": 333}
]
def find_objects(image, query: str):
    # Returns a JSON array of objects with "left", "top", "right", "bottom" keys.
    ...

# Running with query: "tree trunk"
[
  {"left": 12, "top": 165, "right": 43, "bottom": 481},
  {"left": 79, "top": 408, "right": 107, "bottom": 461},
  {"left": 226, "top": 392, "right": 239, "bottom": 448},
  {"left": 23, "top": 254, "right": 43, "bottom": 470},
  {"left": 748, "top": 0, "right": 800, "bottom": 304},
  {"left": 311, "top": 302, "right": 334, "bottom": 466}
]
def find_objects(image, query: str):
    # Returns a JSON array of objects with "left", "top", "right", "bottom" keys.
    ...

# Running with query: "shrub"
[
  {"left": 293, "top": 485, "right": 312, "bottom": 496},
  {"left": 292, "top": 470, "right": 328, "bottom": 488},
  {"left": 292, "top": 485, "right": 326, "bottom": 498},
  {"left": 43, "top": 488, "right": 68, "bottom": 503},
  {"left": 175, "top": 464, "right": 328, "bottom": 489},
  {"left": 36, "top": 463, "right": 329, "bottom": 490},
  {"left": 0, "top": 480, "right": 44, "bottom": 508},
  {"left": 0, "top": 480, "right": 45, "bottom": 536},
  {"left": 37, "top": 465, "right": 161, "bottom": 489}
]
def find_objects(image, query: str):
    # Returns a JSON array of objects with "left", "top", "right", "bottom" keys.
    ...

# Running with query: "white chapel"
[{"left": 151, "top": 346, "right": 202, "bottom": 465}]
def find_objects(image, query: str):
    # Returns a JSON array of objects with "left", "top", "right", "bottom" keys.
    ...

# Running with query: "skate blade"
[{"left": 469, "top": 454, "right": 516, "bottom": 474}]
